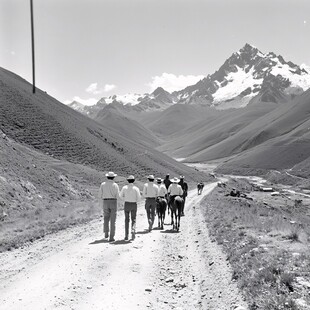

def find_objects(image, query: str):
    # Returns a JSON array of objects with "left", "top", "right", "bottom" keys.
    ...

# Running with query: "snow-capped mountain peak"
[{"left": 175, "top": 43, "right": 310, "bottom": 109}]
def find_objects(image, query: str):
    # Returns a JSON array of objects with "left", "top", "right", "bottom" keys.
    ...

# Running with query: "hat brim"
[
  {"left": 105, "top": 173, "right": 117, "bottom": 177},
  {"left": 170, "top": 178, "right": 180, "bottom": 183}
]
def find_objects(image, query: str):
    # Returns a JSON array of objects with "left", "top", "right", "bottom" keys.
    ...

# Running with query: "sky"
[{"left": 1, "top": 0, "right": 310, "bottom": 105}]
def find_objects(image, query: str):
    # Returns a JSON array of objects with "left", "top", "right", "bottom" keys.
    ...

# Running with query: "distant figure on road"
[
  {"left": 142, "top": 175, "right": 159, "bottom": 232},
  {"left": 197, "top": 182, "right": 204, "bottom": 195},
  {"left": 119, "top": 175, "right": 141, "bottom": 241},
  {"left": 98, "top": 171, "right": 120, "bottom": 242},
  {"left": 178, "top": 176, "right": 188, "bottom": 216}
]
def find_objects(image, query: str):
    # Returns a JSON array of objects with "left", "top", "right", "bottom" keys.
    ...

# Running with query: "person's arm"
[
  {"left": 155, "top": 185, "right": 159, "bottom": 197},
  {"left": 167, "top": 184, "right": 171, "bottom": 194},
  {"left": 119, "top": 186, "right": 125, "bottom": 201},
  {"left": 179, "top": 186, "right": 184, "bottom": 196},
  {"left": 142, "top": 184, "right": 147, "bottom": 198},
  {"left": 98, "top": 184, "right": 104, "bottom": 208},
  {"left": 135, "top": 187, "right": 141, "bottom": 202},
  {"left": 114, "top": 183, "right": 120, "bottom": 199}
]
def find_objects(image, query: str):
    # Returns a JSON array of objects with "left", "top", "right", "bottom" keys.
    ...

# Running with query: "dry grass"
[{"left": 201, "top": 179, "right": 310, "bottom": 309}]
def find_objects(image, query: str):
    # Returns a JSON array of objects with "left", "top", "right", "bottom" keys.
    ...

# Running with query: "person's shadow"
[
  {"left": 89, "top": 239, "right": 132, "bottom": 245},
  {"left": 136, "top": 229, "right": 150, "bottom": 235},
  {"left": 110, "top": 240, "right": 132, "bottom": 245},
  {"left": 160, "top": 229, "right": 180, "bottom": 234},
  {"left": 89, "top": 238, "right": 110, "bottom": 245}
]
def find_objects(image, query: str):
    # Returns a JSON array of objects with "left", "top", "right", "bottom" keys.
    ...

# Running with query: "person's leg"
[
  {"left": 150, "top": 201, "right": 156, "bottom": 229},
  {"left": 145, "top": 200, "right": 152, "bottom": 230},
  {"left": 109, "top": 201, "right": 117, "bottom": 241},
  {"left": 131, "top": 204, "right": 137, "bottom": 240},
  {"left": 124, "top": 202, "right": 130, "bottom": 240},
  {"left": 103, "top": 202, "right": 111, "bottom": 238}
]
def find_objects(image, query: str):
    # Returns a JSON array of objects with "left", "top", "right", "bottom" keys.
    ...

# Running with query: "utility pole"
[{"left": 30, "top": 0, "right": 36, "bottom": 93}]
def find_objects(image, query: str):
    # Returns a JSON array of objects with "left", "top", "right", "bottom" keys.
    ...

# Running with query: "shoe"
[
  {"left": 104, "top": 233, "right": 109, "bottom": 238},
  {"left": 124, "top": 236, "right": 129, "bottom": 241},
  {"left": 109, "top": 238, "right": 115, "bottom": 242},
  {"left": 131, "top": 233, "right": 135, "bottom": 240}
]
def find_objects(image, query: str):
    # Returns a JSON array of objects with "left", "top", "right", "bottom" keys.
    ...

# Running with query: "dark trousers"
[
  {"left": 145, "top": 198, "right": 156, "bottom": 229},
  {"left": 124, "top": 202, "right": 137, "bottom": 237}
]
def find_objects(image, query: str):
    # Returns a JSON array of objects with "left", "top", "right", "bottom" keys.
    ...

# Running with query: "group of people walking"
[{"left": 98, "top": 172, "right": 188, "bottom": 242}]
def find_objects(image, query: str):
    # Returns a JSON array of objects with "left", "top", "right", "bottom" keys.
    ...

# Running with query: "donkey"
[
  {"left": 156, "top": 197, "right": 167, "bottom": 229},
  {"left": 170, "top": 195, "right": 183, "bottom": 231}
]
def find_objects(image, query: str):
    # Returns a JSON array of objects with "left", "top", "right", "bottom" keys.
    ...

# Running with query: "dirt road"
[{"left": 0, "top": 183, "right": 247, "bottom": 310}]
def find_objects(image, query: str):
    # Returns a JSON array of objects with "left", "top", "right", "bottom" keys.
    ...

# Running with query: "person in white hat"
[
  {"left": 119, "top": 175, "right": 141, "bottom": 241},
  {"left": 167, "top": 177, "right": 183, "bottom": 207},
  {"left": 142, "top": 175, "right": 159, "bottom": 231},
  {"left": 98, "top": 171, "right": 119, "bottom": 242},
  {"left": 157, "top": 178, "right": 167, "bottom": 198}
]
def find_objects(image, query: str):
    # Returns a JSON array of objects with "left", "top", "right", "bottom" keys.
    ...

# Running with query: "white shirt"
[
  {"left": 142, "top": 182, "right": 159, "bottom": 198},
  {"left": 120, "top": 184, "right": 141, "bottom": 203},
  {"left": 168, "top": 183, "right": 183, "bottom": 196},
  {"left": 98, "top": 180, "right": 119, "bottom": 199},
  {"left": 158, "top": 184, "right": 168, "bottom": 197}
]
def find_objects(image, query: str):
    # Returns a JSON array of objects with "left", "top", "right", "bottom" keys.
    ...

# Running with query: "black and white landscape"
[{"left": 1, "top": 1, "right": 310, "bottom": 309}]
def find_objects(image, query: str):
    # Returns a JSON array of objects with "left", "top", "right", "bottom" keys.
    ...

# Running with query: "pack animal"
[
  {"left": 156, "top": 197, "right": 167, "bottom": 229},
  {"left": 197, "top": 183, "right": 204, "bottom": 195},
  {"left": 170, "top": 196, "right": 183, "bottom": 231}
]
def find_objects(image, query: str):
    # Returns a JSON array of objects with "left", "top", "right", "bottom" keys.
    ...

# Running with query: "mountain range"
[
  {"left": 65, "top": 43, "right": 310, "bottom": 178},
  {"left": 68, "top": 43, "right": 310, "bottom": 114}
]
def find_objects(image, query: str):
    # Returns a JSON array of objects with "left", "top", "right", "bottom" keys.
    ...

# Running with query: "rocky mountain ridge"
[{"left": 68, "top": 44, "right": 310, "bottom": 115}]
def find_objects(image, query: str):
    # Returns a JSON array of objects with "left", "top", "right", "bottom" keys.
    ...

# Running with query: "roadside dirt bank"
[{"left": 0, "top": 185, "right": 247, "bottom": 310}]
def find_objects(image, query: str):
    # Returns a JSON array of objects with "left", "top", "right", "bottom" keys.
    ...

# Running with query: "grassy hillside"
[
  {"left": 95, "top": 104, "right": 161, "bottom": 148},
  {"left": 141, "top": 104, "right": 217, "bottom": 137},
  {"left": 215, "top": 90, "right": 310, "bottom": 175},
  {"left": 158, "top": 103, "right": 275, "bottom": 158},
  {"left": 0, "top": 131, "right": 103, "bottom": 251},
  {"left": 0, "top": 67, "right": 205, "bottom": 181}
]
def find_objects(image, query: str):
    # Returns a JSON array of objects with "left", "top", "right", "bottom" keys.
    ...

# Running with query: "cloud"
[
  {"left": 86, "top": 82, "right": 116, "bottom": 94},
  {"left": 147, "top": 73, "right": 205, "bottom": 93},
  {"left": 10, "top": 51, "right": 16, "bottom": 56},
  {"left": 64, "top": 96, "right": 98, "bottom": 106},
  {"left": 103, "top": 84, "right": 116, "bottom": 92}
]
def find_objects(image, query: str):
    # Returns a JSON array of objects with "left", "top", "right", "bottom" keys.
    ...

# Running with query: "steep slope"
[
  {"left": 0, "top": 67, "right": 205, "bottom": 181},
  {"left": 158, "top": 103, "right": 276, "bottom": 157},
  {"left": 143, "top": 103, "right": 221, "bottom": 137},
  {"left": 206, "top": 89, "right": 310, "bottom": 174},
  {"left": 94, "top": 104, "right": 161, "bottom": 147}
]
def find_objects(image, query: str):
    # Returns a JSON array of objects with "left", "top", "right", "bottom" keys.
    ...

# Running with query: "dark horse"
[
  {"left": 156, "top": 197, "right": 167, "bottom": 229},
  {"left": 170, "top": 195, "right": 183, "bottom": 231}
]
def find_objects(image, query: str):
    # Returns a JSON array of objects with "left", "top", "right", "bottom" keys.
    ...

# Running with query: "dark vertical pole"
[{"left": 30, "top": 0, "right": 36, "bottom": 93}]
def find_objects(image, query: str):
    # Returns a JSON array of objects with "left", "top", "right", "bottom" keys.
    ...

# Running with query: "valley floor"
[{"left": 0, "top": 186, "right": 246, "bottom": 310}]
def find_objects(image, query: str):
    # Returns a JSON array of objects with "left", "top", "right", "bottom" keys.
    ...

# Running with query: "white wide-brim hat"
[
  {"left": 127, "top": 175, "right": 135, "bottom": 181},
  {"left": 170, "top": 177, "right": 180, "bottom": 183},
  {"left": 156, "top": 178, "right": 162, "bottom": 183},
  {"left": 147, "top": 174, "right": 155, "bottom": 180},
  {"left": 105, "top": 171, "right": 117, "bottom": 177}
]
